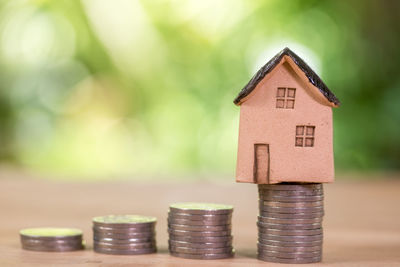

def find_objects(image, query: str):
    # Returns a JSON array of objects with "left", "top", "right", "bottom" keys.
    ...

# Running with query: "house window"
[
  {"left": 276, "top": 87, "right": 296, "bottom": 109},
  {"left": 295, "top": 125, "right": 315, "bottom": 147}
]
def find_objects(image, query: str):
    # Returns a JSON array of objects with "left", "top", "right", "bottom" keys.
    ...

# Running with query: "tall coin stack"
[
  {"left": 257, "top": 183, "right": 324, "bottom": 264},
  {"left": 168, "top": 202, "right": 235, "bottom": 260},
  {"left": 93, "top": 215, "right": 157, "bottom": 255},
  {"left": 20, "top": 227, "right": 84, "bottom": 252}
]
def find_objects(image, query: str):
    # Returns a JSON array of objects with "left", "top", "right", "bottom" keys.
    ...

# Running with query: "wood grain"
[{"left": 0, "top": 173, "right": 399, "bottom": 266}]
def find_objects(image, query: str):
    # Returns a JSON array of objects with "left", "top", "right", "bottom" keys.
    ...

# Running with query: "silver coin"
[
  {"left": 169, "top": 203, "right": 233, "bottom": 215},
  {"left": 93, "top": 236, "right": 155, "bottom": 244},
  {"left": 92, "top": 224, "right": 154, "bottom": 231},
  {"left": 92, "top": 215, "right": 156, "bottom": 229},
  {"left": 20, "top": 240, "right": 83, "bottom": 248},
  {"left": 259, "top": 200, "right": 323, "bottom": 209},
  {"left": 258, "top": 227, "right": 323, "bottom": 236},
  {"left": 21, "top": 243, "right": 84, "bottom": 252},
  {"left": 258, "top": 238, "right": 323, "bottom": 247},
  {"left": 168, "top": 218, "right": 231, "bottom": 226},
  {"left": 19, "top": 228, "right": 83, "bottom": 241},
  {"left": 21, "top": 238, "right": 83, "bottom": 246},
  {"left": 93, "top": 241, "right": 155, "bottom": 250},
  {"left": 93, "top": 234, "right": 154, "bottom": 243},
  {"left": 258, "top": 249, "right": 321, "bottom": 258},
  {"left": 258, "top": 183, "right": 322, "bottom": 191},
  {"left": 169, "top": 245, "right": 233, "bottom": 254},
  {"left": 92, "top": 225, "right": 154, "bottom": 232},
  {"left": 259, "top": 185, "right": 323, "bottom": 193},
  {"left": 258, "top": 254, "right": 321, "bottom": 263},
  {"left": 20, "top": 235, "right": 82, "bottom": 242},
  {"left": 168, "top": 229, "right": 231, "bottom": 237},
  {"left": 258, "top": 243, "right": 322, "bottom": 252},
  {"left": 168, "top": 239, "right": 232, "bottom": 249},
  {"left": 169, "top": 234, "right": 233, "bottom": 243},
  {"left": 168, "top": 218, "right": 231, "bottom": 227},
  {"left": 259, "top": 194, "right": 324, "bottom": 202},
  {"left": 94, "top": 246, "right": 156, "bottom": 255},
  {"left": 259, "top": 205, "right": 324, "bottom": 214},
  {"left": 92, "top": 226, "right": 156, "bottom": 235},
  {"left": 169, "top": 250, "right": 234, "bottom": 260},
  {"left": 93, "top": 234, "right": 154, "bottom": 242},
  {"left": 168, "top": 212, "right": 232, "bottom": 221},
  {"left": 258, "top": 216, "right": 323, "bottom": 224},
  {"left": 259, "top": 233, "right": 323, "bottom": 242},
  {"left": 93, "top": 225, "right": 154, "bottom": 233},
  {"left": 259, "top": 189, "right": 323, "bottom": 197},
  {"left": 92, "top": 228, "right": 154, "bottom": 236},
  {"left": 260, "top": 200, "right": 323, "bottom": 208},
  {"left": 169, "top": 209, "right": 233, "bottom": 216},
  {"left": 168, "top": 223, "right": 231, "bottom": 232},
  {"left": 259, "top": 193, "right": 324, "bottom": 201},
  {"left": 258, "top": 222, "right": 321, "bottom": 230},
  {"left": 92, "top": 229, "right": 154, "bottom": 239},
  {"left": 260, "top": 211, "right": 324, "bottom": 219}
]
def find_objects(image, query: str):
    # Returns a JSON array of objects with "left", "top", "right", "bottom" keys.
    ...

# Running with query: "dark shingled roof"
[{"left": 233, "top": 47, "right": 341, "bottom": 106}]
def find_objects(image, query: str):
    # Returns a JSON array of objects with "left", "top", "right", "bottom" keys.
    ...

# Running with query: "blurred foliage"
[{"left": 0, "top": 0, "right": 399, "bottom": 178}]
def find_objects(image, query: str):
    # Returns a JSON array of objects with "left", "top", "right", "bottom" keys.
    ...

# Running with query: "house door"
[{"left": 254, "top": 144, "right": 270, "bottom": 184}]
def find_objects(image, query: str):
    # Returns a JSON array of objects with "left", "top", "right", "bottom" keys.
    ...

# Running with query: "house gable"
[
  {"left": 239, "top": 59, "right": 333, "bottom": 111},
  {"left": 234, "top": 47, "right": 340, "bottom": 107}
]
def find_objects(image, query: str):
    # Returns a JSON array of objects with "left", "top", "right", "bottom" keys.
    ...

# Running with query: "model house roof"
[{"left": 233, "top": 47, "right": 341, "bottom": 106}]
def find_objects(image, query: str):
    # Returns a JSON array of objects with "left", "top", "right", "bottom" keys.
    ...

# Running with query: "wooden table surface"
[{"left": 1, "top": 173, "right": 400, "bottom": 266}]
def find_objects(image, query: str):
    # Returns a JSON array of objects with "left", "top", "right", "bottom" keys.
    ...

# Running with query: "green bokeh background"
[{"left": 0, "top": 0, "right": 399, "bottom": 179}]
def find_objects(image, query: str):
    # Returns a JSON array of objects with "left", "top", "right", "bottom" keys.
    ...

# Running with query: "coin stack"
[
  {"left": 92, "top": 215, "right": 157, "bottom": 255},
  {"left": 168, "top": 202, "right": 235, "bottom": 260},
  {"left": 257, "top": 183, "right": 324, "bottom": 264},
  {"left": 20, "top": 227, "right": 84, "bottom": 252}
]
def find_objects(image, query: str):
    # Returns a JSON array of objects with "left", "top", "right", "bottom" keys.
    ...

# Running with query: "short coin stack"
[
  {"left": 93, "top": 215, "right": 157, "bottom": 255},
  {"left": 257, "top": 183, "right": 324, "bottom": 264},
  {"left": 20, "top": 227, "right": 84, "bottom": 252},
  {"left": 168, "top": 202, "right": 235, "bottom": 260}
]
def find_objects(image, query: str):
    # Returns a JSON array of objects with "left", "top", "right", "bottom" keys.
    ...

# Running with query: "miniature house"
[{"left": 234, "top": 47, "right": 340, "bottom": 184}]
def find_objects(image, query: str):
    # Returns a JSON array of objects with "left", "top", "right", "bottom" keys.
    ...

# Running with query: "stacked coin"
[
  {"left": 20, "top": 227, "right": 84, "bottom": 252},
  {"left": 257, "top": 183, "right": 324, "bottom": 264},
  {"left": 93, "top": 215, "right": 157, "bottom": 255},
  {"left": 168, "top": 202, "right": 235, "bottom": 260}
]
